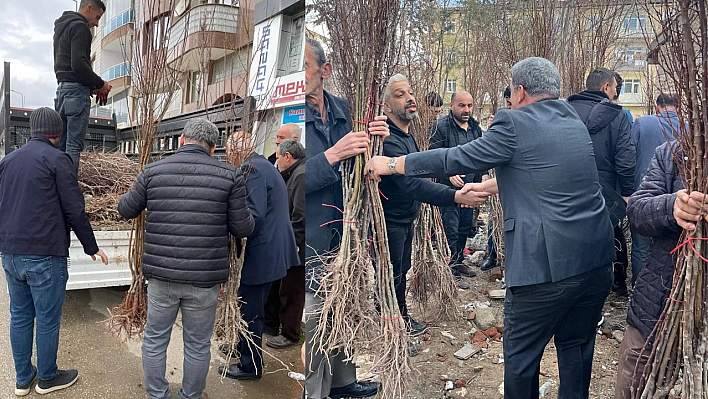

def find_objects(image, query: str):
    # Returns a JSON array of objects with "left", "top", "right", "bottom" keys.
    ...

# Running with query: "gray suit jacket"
[{"left": 405, "top": 99, "right": 615, "bottom": 287}]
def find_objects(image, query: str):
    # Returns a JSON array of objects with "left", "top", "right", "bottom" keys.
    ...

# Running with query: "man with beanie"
[
  {"left": 53, "top": 0, "right": 112, "bottom": 171},
  {"left": 0, "top": 107, "right": 109, "bottom": 396}
]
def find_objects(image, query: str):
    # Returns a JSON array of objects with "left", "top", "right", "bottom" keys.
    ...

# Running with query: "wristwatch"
[{"left": 387, "top": 157, "right": 399, "bottom": 175}]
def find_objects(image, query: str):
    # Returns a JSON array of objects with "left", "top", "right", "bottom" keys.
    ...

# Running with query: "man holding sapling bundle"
[
  {"left": 303, "top": 37, "right": 387, "bottom": 399},
  {"left": 379, "top": 74, "right": 491, "bottom": 339},
  {"left": 366, "top": 57, "right": 615, "bottom": 398},
  {"left": 118, "top": 118, "right": 254, "bottom": 399}
]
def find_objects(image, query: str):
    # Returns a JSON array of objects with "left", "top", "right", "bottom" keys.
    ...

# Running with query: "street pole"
[{"left": 9, "top": 89, "right": 24, "bottom": 108}]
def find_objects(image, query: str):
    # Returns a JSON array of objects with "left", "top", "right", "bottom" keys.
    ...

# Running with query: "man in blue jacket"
[
  {"left": 629, "top": 93, "right": 684, "bottom": 287},
  {"left": 367, "top": 57, "right": 614, "bottom": 399},
  {"left": 0, "top": 107, "right": 108, "bottom": 396},
  {"left": 119, "top": 118, "right": 254, "bottom": 399},
  {"left": 303, "top": 37, "right": 387, "bottom": 399},
  {"left": 218, "top": 132, "right": 300, "bottom": 380}
]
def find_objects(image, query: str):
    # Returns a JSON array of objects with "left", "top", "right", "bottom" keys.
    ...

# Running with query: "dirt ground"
[{"left": 356, "top": 218, "right": 631, "bottom": 399}]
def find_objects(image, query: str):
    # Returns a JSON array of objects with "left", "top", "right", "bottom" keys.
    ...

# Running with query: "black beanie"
[{"left": 30, "top": 107, "right": 63, "bottom": 138}]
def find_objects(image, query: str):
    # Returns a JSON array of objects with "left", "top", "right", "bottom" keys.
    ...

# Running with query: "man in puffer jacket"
[
  {"left": 568, "top": 67, "right": 636, "bottom": 296},
  {"left": 615, "top": 140, "right": 701, "bottom": 398},
  {"left": 118, "top": 118, "right": 254, "bottom": 399}
]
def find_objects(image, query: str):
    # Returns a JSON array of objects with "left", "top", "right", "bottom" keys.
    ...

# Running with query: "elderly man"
[
  {"left": 428, "top": 90, "right": 483, "bottom": 279},
  {"left": 118, "top": 118, "right": 254, "bottom": 399},
  {"left": 568, "top": 67, "right": 635, "bottom": 297},
  {"left": 264, "top": 139, "right": 306, "bottom": 349},
  {"left": 367, "top": 57, "right": 615, "bottom": 399},
  {"left": 379, "top": 74, "right": 490, "bottom": 337},
  {"left": 218, "top": 132, "right": 300, "bottom": 380},
  {"left": 304, "top": 37, "right": 388, "bottom": 399},
  {"left": 0, "top": 107, "right": 109, "bottom": 396},
  {"left": 268, "top": 123, "right": 301, "bottom": 166}
]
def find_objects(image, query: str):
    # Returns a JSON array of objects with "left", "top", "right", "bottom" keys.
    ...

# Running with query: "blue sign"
[{"left": 282, "top": 105, "right": 306, "bottom": 124}]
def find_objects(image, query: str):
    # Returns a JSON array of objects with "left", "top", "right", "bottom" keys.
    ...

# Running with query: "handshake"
[{"left": 454, "top": 182, "right": 495, "bottom": 208}]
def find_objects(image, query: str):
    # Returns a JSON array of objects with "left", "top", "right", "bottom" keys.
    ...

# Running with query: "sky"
[{"left": 0, "top": 0, "right": 78, "bottom": 109}]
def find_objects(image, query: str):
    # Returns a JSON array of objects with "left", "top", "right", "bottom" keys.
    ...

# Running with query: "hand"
[
  {"left": 455, "top": 189, "right": 491, "bottom": 207},
  {"left": 91, "top": 249, "right": 109, "bottom": 265},
  {"left": 364, "top": 156, "right": 393, "bottom": 182},
  {"left": 324, "top": 131, "right": 370, "bottom": 165},
  {"left": 98, "top": 82, "right": 112, "bottom": 94},
  {"left": 449, "top": 175, "right": 465, "bottom": 188},
  {"left": 461, "top": 179, "right": 499, "bottom": 196},
  {"left": 368, "top": 115, "right": 390, "bottom": 140},
  {"left": 673, "top": 190, "right": 708, "bottom": 231},
  {"left": 482, "top": 174, "right": 490, "bottom": 182}
]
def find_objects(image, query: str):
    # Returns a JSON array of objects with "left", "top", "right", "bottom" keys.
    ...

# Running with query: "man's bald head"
[{"left": 276, "top": 124, "right": 301, "bottom": 145}]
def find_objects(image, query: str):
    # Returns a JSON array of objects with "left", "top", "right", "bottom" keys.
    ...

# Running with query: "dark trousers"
[
  {"left": 441, "top": 204, "right": 474, "bottom": 264},
  {"left": 264, "top": 266, "right": 305, "bottom": 342},
  {"left": 503, "top": 265, "right": 612, "bottom": 399},
  {"left": 487, "top": 221, "right": 496, "bottom": 257},
  {"left": 237, "top": 282, "right": 272, "bottom": 375},
  {"left": 387, "top": 221, "right": 414, "bottom": 317},
  {"left": 613, "top": 225, "right": 629, "bottom": 288}
]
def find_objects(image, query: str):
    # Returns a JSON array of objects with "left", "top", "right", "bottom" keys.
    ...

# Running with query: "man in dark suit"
[
  {"left": 218, "top": 133, "right": 300, "bottom": 380},
  {"left": 266, "top": 123, "right": 301, "bottom": 166},
  {"left": 367, "top": 57, "right": 615, "bottom": 399}
]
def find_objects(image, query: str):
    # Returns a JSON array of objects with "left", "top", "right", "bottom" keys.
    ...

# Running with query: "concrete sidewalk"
[{"left": 0, "top": 277, "right": 303, "bottom": 399}]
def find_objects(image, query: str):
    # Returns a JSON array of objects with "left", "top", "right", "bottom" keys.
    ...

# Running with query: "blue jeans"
[
  {"left": 55, "top": 82, "right": 91, "bottom": 172},
  {"left": 1, "top": 254, "right": 69, "bottom": 385},
  {"left": 142, "top": 279, "right": 220, "bottom": 399},
  {"left": 630, "top": 227, "right": 650, "bottom": 287}
]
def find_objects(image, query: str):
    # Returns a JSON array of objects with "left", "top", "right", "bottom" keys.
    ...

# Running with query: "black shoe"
[
  {"left": 480, "top": 255, "right": 496, "bottom": 271},
  {"left": 404, "top": 316, "right": 428, "bottom": 336},
  {"left": 218, "top": 364, "right": 261, "bottom": 381},
  {"left": 329, "top": 381, "right": 380, "bottom": 399},
  {"left": 451, "top": 264, "right": 477, "bottom": 278},
  {"left": 35, "top": 369, "right": 79, "bottom": 395},
  {"left": 266, "top": 334, "right": 298, "bottom": 349},
  {"left": 612, "top": 283, "right": 629, "bottom": 298},
  {"left": 16, "top": 365, "right": 37, "bottom": 396}
]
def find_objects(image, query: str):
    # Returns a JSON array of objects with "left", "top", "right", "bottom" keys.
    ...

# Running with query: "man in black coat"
[
  {"left": 267, "top": 123, "right": 301, "bottom": 165},
  {"left": 616, "top": 141, "right": 692, "bottom": 398},
  {"left": 0, "top": 107, "right": 109, "bottom": 396},
  {"left": 367, "top": 57, "right": 615, "bottom": 399},
  {"left": 219, "top": 133, "right": 300, "bottom": 380},
  {"left": 379, "top": 74, "right": 490, "bottom": 337},
  {"left": 53, "top": 0, "right": 112, "bottom": 172},
  {"left": 568, "top": 67, "right": 636, "bottom": 297},
  {"left": 264, "top": 139, "right": 306, "bottom": 349},
  {"left": 118, "top": 118, "right": 254, "bottom": 399},
  {"left": 428, "top": 90, "right": 483, "bottom": 278}
]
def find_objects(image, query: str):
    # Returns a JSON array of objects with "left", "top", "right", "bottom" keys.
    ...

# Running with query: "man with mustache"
[
  {"left": 428, "top": 90, "right": 484, "bottom": 281},
  {"left": 379, "top": 75, "right": 491, "bottom": 339}
]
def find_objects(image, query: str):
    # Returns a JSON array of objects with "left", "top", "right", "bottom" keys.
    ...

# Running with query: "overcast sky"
[{"left": 0, "top": 0, "right": 78, "bottom": 109}]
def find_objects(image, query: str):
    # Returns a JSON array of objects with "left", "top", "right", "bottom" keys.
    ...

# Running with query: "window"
[
  {"left": 585, "top": 13, "right": 601, "bottom": 30},
  {"left": 286, "top": 14, "right": 305, "bottom": 75},
  {"left": 621, "top": 79, "right": 641, "bottom": 94},
  {"left": 445, "top": 50, "right": 456, "bottom": 64},
  {"left": 445, "top": 79, "right": 457, "bottom": 93},
  {"left": 444, "top": 19, "right": 456, "bottom": 34},
  {"left": 623, "top": 14, "right": 646, "bottom": 31},
  {"left": 212, "top": 0, "right": 238, "bottom": 4},
  {"left": 211, "top": 47, "right": 251, "bottom": 83},
  {"left": 189, "top": 71, "right": 202, "bottom": 103},
  {"left": 144, "top": 13, "right": 170, "bottom": 53}
]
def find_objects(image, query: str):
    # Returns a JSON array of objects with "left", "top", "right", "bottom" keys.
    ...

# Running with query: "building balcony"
[
  {"left": 102, "top": 9, "right": 133, "bottom": 48},
  {"left": 166, "top": 4, "right": 252, "bottom": 71},
  {"left": 101, "top": 62, "right": 131, "bottom": 90}
]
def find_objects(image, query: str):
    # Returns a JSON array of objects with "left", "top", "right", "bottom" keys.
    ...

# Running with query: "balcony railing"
[
  {"left": 103, "top": 9, "right": 134, "bottom": 37},
  {"left": 167, "top": 4, "right": 239, "bottom": 50},
  {"left": 101, "top": 62, "right": 131, "bottom": 81}
]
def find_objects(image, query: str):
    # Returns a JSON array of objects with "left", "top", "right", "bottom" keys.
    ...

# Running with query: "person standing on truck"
[
  {"left": 118, "top": 118, "right": 254, "bottom": 399},
  {"left": 0, "top": 107, "right": 109, "bottom": 396},
  {"left": 53, "top": 0, "right": 112, "bottom": 172}
]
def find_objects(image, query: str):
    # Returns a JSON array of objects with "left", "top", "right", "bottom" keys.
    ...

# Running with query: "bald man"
[
  {"left": 428, "top": 91, "right": 483, "bottom": 281},
  {"left": 268, "top": 123, "right": 302, "bottom": 166}
]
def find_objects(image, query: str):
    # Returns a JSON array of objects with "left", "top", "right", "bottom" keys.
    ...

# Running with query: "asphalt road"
[{"left": 0, "top": 276, "right": 303, "bottom": 399}]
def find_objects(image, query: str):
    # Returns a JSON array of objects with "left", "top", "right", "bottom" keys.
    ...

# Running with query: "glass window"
[{"left": 445, "top": 79, "right": 457, "bottom": 93}]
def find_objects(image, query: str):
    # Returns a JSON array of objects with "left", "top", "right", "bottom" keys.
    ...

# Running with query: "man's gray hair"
[
  {"left": 278, "top": 139, "right": 305, "bottom": 160},
  {"left": 511, "top": 57, "right": 561, "bottom": 99},
  {"left": 384, "top": 73, "right": 409, "bottom": 102},
  {"left": 306, "top": 37, "right": 327, "bottom": 68},
  {"left": 183, "top": 118, "right": 220, "bottom": 148}
]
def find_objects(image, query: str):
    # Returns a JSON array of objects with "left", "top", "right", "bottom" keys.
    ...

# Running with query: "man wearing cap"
[{"left": 0, "top": 107, "right": 109, "bottom": 396}]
